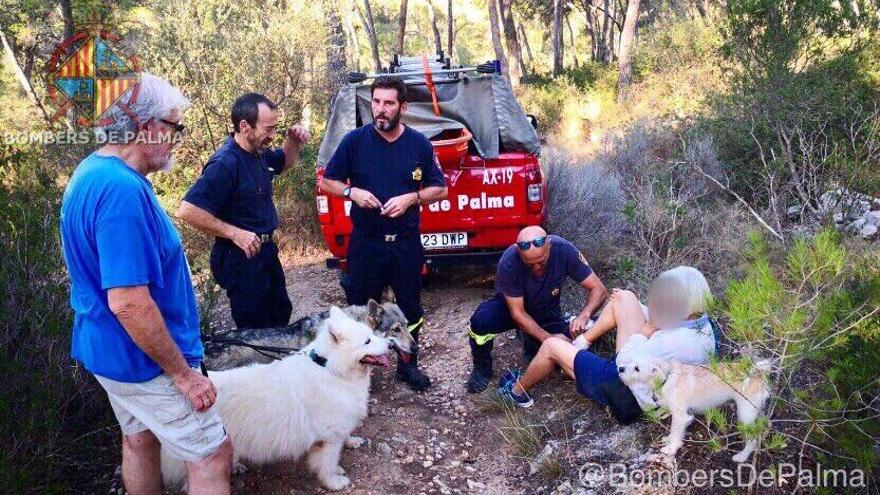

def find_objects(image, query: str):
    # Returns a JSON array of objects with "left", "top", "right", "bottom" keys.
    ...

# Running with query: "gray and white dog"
[{"left": 204, "top": 300, "right": 416, "bottom": 371}]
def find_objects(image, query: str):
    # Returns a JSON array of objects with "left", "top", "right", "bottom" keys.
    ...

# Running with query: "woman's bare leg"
[
  {"left": 512, "top": 338, "right": 580, "bottom": 394},
  {"left": 578, "top": 289, "right": 647, "bottom": 351},
  {"left": 582, "top": 290, "right": 621, "bottom": 339}
]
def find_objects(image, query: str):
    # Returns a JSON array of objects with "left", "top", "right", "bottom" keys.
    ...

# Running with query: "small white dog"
[
  {"left": 161, "top": 306, "right": 393, "bottom": 491},
  {"left": 619, "top": 355, "right": 771, "bottom": 463}
]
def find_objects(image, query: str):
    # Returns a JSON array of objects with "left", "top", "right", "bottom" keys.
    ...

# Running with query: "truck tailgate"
[{"left": 316, "top": 152, "right": 545, "bottom": 258}]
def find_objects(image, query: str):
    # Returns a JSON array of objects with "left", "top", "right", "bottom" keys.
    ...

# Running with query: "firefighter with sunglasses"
[{"left": 465, "top": 226, "right": 608, "bottom": 393}]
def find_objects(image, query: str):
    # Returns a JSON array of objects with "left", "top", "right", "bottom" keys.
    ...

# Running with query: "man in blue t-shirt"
[
  {"left": 178, "top": 93, "right": 310, "bottom": 329},
  {"left": 465, "top": 226, "right": 608, "bottom": 393},
  {"left": 60, "top": 74, "right": 232, "bottom": 492},
  {"left": 320, "top": 76, "right": 448, "bottom": 391}
]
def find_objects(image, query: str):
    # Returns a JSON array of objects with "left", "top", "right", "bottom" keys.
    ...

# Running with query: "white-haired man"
[
  {"left": 498, "top": 266, "right": 718, "bottom": 409},
  {"left": 61, "top": 73, "right": 232, "bottom": 493}
]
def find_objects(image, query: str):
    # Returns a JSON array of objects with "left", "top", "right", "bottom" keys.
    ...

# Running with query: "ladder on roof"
[{"left": 348, "top": 51, "right": 498, "bottom": 85}]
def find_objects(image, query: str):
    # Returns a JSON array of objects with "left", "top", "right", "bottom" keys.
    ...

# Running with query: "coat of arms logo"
[{"left": 46, "top": 29, "right": 140, "bottom": 128}]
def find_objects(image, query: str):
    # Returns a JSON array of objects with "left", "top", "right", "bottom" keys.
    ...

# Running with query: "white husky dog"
[
  {"left": 161, "top": 306, "right": 393, "bottom": 491},
  {"left": 619, "top": 355, "right": 771, "bottom": 463}
]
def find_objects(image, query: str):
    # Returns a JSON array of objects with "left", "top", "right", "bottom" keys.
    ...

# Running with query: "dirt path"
[{"left": 213, "top": 260, "right": 542, "bottom": 495}]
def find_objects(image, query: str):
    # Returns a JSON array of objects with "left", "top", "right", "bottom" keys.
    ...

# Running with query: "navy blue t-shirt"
[
  {"left": 324, "top": 125, "right": 446, "bottom": 235},
  {"left": 183, "top": 135, "right": 285, "bottom": 235},
  {"left": 495, "top": 235, "right": 593, "bottom": 320}
]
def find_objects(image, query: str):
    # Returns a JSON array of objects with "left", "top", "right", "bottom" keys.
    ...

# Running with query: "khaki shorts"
[{"left": 95, "top": 370, "right": 227, "bottom": 462}]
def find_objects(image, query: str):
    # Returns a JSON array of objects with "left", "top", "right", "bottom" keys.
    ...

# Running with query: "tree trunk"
[
  {"left": 344, "top": 6, "right": 361, "bottom": 72},
  {"left": 517, "top": 22, "right": 533, "bottom": 69},
  {"left": 565, "top": 12, "right": 578, "bottom": 67},
  {"left": 59, "top": 0, "right": 75, "bottom": 41},
  {"left": 616, "top": 0, "right": 640, "bottom": 101},
  {"left": 552, "top": 0, "right": 564, "bottom": 75},
  {"left": 324, "top": 2, "right": 347, "bottom": 98},
  {"left": 599, "top": 0, "right": 611, "bottom": 63},
  {"left": 695, "top": 0, "right": 710, "bottom": 19},
  {"left": 487, "top": 0, "right": 508, "bottom": 81},
  {"left": 499, "top": 0, "right": 524, "bottom": 85},
  {"left": 581, "top": 0, "right": 598, "bottom": 61},
  {"left": 360, "top": 0, "right": 382, "bottom": 71},
  {"left": 427, "top": 1, "right": 442, "bottom": 55},
  {"left": 0, "top": 25, "right": 52, "bottom": 124},
  {"left": 446, "top": 0, "right": 454, "bottom": 58},
  {"left": 608, "top": 0, "right": 617, "bottom": 60},
  {"left": 395, "top": 0, "right": 408, "bottom": 55}
]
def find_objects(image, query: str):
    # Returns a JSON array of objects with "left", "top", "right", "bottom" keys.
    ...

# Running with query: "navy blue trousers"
[
  {"left": 469, "top": 293, "right": 570, "bottom": 358},
  {"left": 210, "top": 240, "right": 292, "bottom": 329},
  {"left": 342, "top": 229, "right": 425, "bottom": 325}
]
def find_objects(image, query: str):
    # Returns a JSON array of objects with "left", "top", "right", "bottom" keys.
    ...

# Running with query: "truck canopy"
[{"left": 317, "top": 72, "right": 540, "bottom": 165}]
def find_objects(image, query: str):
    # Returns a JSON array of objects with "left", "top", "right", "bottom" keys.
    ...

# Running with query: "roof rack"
[{"left": 348, "top": 53, "right": 499, "bottom": 84}]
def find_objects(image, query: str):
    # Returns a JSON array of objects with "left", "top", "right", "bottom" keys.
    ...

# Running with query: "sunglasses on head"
[{"left": 516, "top": 236, "right": 547, "bottom": 250}]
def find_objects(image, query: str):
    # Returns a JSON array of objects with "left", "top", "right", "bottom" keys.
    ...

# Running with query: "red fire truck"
[{"left": 315, "top": 54, "right": 546, "bottom": 272}]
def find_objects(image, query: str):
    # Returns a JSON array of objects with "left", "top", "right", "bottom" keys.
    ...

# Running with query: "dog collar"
[{"left": 308, "top": 349, "right": 327, "bottom": 367}]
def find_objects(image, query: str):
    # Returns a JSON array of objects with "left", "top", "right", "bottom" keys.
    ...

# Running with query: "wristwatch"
[{"left": 343, "top": 186, "right": 352, "bottom": 198}]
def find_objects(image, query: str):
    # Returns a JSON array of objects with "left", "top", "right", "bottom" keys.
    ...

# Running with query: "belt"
[
  {"left": 258, "top": 231, "right": 276, "bottom": 243},
  {"left": 355, "top": 229, "right": 417, "bottom": 243}
]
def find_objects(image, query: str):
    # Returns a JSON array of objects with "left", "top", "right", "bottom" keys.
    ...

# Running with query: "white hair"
[
  {"left": 648, "top": 265, "right": 712, "bottom": 326},
  {"left": 95, "top": 72, "right": 190, "bottom": 143}
]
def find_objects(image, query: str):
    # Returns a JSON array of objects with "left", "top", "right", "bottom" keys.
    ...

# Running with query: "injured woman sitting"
[{"left": 497, "top": 265, "right": 717, "bottom": 413}]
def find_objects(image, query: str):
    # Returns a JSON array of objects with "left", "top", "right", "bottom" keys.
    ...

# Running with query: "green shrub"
[
  {"left": 722, "top": 230, "right": 880, "bottom": 473},
  {"left": 704, "top": 0, "right": 880, "bottom": 213},
  {"left": 633, "top": 19, "right": 723, "bottom": 79},
  {"left": 0, "top": 142, "right": 116, "bottom": 493}
]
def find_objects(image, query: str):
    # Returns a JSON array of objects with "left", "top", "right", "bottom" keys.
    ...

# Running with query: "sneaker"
[{"left": 496, "top": 369, "right": 533, "bottom": 408}]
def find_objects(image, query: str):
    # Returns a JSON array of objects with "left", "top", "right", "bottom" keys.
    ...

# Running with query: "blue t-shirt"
[
  {"left": 183, "top": 135, "right": 285, "bottom": 235},
  {"left": 60, "top": 153, "right": 203, "bottom": 383},
  {"left": 495, "top": 235, "right": 593, "bottom": 320},
  {"left": 324, "top": 125, "right": 446, "bottom": 235}
]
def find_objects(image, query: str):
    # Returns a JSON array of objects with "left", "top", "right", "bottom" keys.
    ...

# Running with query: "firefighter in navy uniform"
[
  {"left": 465, "top": 226, "right": 608, "bottom": 393},
  {"left": 178, "top": 93, "right": 310, "bottom": 329},
  {"left": 320, "top": 76, "right": 448, "bottom": 391}
]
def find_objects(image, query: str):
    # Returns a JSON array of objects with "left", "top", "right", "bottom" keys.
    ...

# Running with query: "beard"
[
  {"left": 250, "top": 133, "right": 273, "bottom": 153},
  {"left": 155, "top": 150, "right": 176, "bottom": 172},
  {"left": 373, "top": 110, "right": 401, "bottom": 132},
  {"left": 159, "top": 155, "right": 176, "bottom": 172}
]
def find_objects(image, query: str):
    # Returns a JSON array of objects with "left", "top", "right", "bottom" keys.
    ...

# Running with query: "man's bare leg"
[
  {"left": 512, "top": 338, "right": 580, "bottom": 394},
  {"left": 121, "top": 430, "right": 161, "bottom": 495},
  {"left": 186, "top": 437, "right": 233, "bottom": 495}
]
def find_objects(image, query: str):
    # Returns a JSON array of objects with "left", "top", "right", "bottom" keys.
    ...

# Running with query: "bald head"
[
  {"left": 516, "top": 225, "right": 550, "bottom": 269},
  {"left": 517, "top": 225, "right": 547, "bottom": 243}
]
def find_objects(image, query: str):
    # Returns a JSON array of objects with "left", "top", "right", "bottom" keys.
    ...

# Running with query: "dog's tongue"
[
  {"left": 397, "top": 349, "right": 412, "bottom": 363},
  {"left": 360, "top": 354, "right": 391, "bottom": 367}
]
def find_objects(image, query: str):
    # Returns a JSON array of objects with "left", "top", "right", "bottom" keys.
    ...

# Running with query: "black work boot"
[
  {"left": 522, "top": 333, "right": 540, "bottom": 365},
  {"left": 396, "top": 326, "right": 432, "bottom": 392},
  {"left": 466, "top": 337, "right": 494, "bottom": 393}
]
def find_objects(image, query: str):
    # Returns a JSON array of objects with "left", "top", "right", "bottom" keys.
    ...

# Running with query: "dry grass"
[
  {"left": 542, "top": 146, "right": 626, "bottom": 265},
  {"left": 494, "top": 401, "right": 546, "bottom": 459},
  {"left": 537, "top": 454, "right": 565, "bottom": 481}
]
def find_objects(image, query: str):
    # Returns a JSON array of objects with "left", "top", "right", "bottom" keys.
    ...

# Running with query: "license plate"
[{"left": 421, "top": 232, "right": 468, "bottom": 250}]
